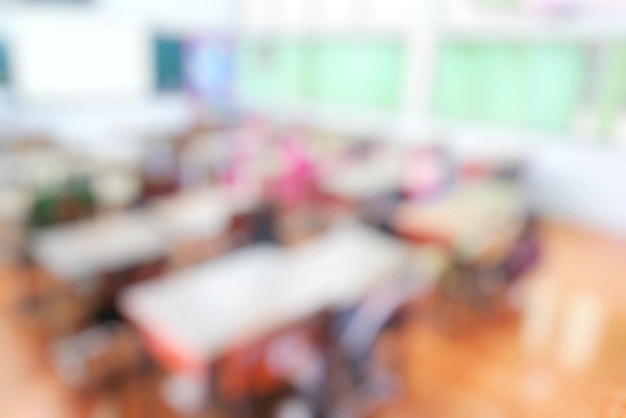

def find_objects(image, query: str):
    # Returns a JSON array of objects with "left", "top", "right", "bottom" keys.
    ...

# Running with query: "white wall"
[
  {"left": 0, "top": 0, "right": 235, "bottom": 149},
  {"left": 525, "top": 144, "right": 626, "bottom": 235}
]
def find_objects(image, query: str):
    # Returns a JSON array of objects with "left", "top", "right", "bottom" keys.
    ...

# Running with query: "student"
[
  {"left": 403, "top": 145, "right": 451, "bottom": 202},
  {"left": 273, "top": 134, "right": 318, "bottom": 209},
  {"left": 249, "top": 197, "right": 279, "bottom": 244}
]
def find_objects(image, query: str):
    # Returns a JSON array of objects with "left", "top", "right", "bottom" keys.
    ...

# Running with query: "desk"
[
  {"left": 321, "top": 161, "right": 402, "bottom": 202},
  {"left": 150, "top": 188, "right": 232, "bottom": 241},
  {"left": 31, "top": 211, "right": 167, "bottom": 286},
  {"left": 118, "top": 223, "right": 409, "bottom": 371},
  {"left": 276, "top": 223, "right": 409, "bottom": 319},
  {"left": 119, "top": 245, "right": 284, "bottom": 370},
  {"left": 149, "top": 188, "right": 237, "bottom": 266},
  {"left": 393, "top": 180, "right": 526, "bottom": 258}
]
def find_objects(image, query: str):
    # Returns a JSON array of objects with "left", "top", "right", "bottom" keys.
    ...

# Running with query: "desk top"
[
  {"left": 393, "top": 180, "right": 526, "bottom": 254},
  {"left": 119, "top": 223, "right": 408, "bottom": 366},
  {"left": 31, "top": 211, "right": 167, "bottom": 283},
  {"left": 321, "top": 160, "right": 402, "bottom": 200},
  {"left": 150, "top": 188, "right": 232, "bottom": 241},
  {"left": 31, "top": 186, "right": 259, "bottom": 282},
  {"left": 277, "top": 223, "right": 409, "bottom": 319}
]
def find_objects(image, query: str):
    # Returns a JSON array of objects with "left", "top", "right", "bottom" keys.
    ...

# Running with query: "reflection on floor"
[
  {"left": 0, "top": 266, "right": 76, "bottom": 418},
  {"left": 2, "top": 220, "right": 626, "bottom": 417}
]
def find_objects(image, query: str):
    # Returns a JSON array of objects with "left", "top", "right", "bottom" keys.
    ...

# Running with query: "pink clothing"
[
  {"left": 273, "top": 138, "right": 317, "bottom": 207},
  {"left": 404, "top": 149, "right": 446, "bottom": 201}
]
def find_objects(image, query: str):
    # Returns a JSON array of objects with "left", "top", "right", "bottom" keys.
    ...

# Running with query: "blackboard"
[
  {"left": 155, "top": 37, "right": 184, "bottom": 92},
  {"left": 0, "top": 43, "right": 9, "bottom": 86}
]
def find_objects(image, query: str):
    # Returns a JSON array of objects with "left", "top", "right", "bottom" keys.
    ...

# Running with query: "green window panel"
[
  {"left": 237, "top": 39, "right": 306, "bottom": 106},
  {"left": 597, "top": 45, "right": 626, "bottom": 139},
  {"left": 523, "top": 44, "right": 585, "bottom": 133},
  {"left": 303, "top": 39, "right": 406, "bottom": 112},
  {"left": 155, "top": 37, "right": 184, "bottom": 92},
  {"left": 476, "top": 43, "right": 526, "bottom": 125},
  {"left": 434, "top": 43, "right": 482, "bottom": 120},
  {"left": 434, "top": 41, "right": 585, "bottom": 134}
]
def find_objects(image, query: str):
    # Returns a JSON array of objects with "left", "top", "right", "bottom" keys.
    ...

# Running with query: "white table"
[
  {"left": 321, "top": 160, "right": 402, "bottom": 201},
  {"left": 120, "top": 245, "right": 285, "bottom": 366},
  {"left": 118, "top": 223, "right": 409, "bottom": 369},
  {"left": 150, "top": 188, "right": 233, "bottom": 241},
  {"left": 31, "top": 211, "right": 167, "bottom": 285},
  {"left": 393, "top": 179, "right": 526, "bottom": 257},
  {"left": 276, "top": 223, "right": 410, "bottom": 319}
]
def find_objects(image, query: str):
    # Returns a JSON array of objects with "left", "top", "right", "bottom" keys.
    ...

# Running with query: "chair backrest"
[
  {"left": 504, "top": 216, "right": 541, "bottom": 283},
  {"left": 52, "top": 322, "right": 142, "bottom": 391}
]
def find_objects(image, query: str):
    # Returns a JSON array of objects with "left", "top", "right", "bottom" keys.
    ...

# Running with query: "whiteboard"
[{"left": 11, "top": 14, "right": 151, "bottom": 103}]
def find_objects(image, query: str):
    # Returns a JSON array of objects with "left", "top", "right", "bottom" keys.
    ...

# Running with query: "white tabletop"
[
  {"left": 31, "top": 211, "right": 167, "bottom": 284},
  {"left": 119, "top": 223, "right": 409, "bottom": 364},
  {"left": 150, "top": 188, "right": 233, "bottom": 241},
  {"left": 276, "top": 223, "right": 409, "bottom": 319},
  {"left": 394, "top": 180, "right": 526, "bottom": 251},
  {"left": 322, "top": 159, "right": 402, "bottom": 200},
  {"left": 120, "top": 245, "right": 286, "bottom": 362}
]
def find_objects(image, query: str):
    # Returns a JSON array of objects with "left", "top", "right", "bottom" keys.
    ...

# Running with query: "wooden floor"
[
  {"left": 0, "top": 266, "right": 78, "bottom": 418},
  {"left": 381, "top": 220, "right": 626, "bottom": 418},
  {"left": 2, "top": 220, "right": 626, "bottom": 417}
]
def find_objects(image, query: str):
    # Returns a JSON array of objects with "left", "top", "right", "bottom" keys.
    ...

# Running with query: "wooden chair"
[{"left": 51, "top": 322, "right": 144, "bottom": 393}]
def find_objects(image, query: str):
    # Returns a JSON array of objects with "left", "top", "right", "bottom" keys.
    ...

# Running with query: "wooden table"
[
  {"left": 118, "top": 223, "right": 410, "bottom": 371},
  {"left": 393, "top": 180, "right": 526, "bottom": 259}
]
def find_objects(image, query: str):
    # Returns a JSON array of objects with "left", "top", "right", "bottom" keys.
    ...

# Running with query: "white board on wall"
[{"left": 11, "top": 13, "right": 151, "bottom": 104}]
